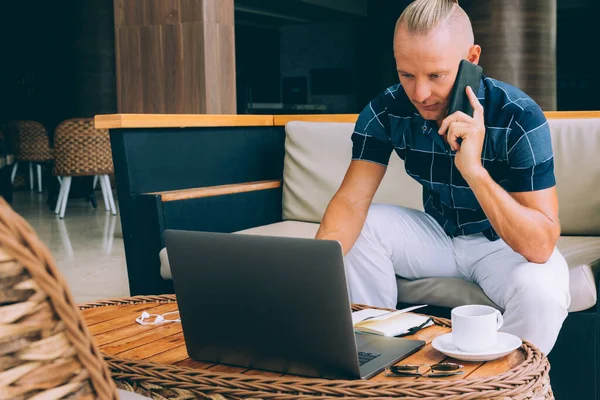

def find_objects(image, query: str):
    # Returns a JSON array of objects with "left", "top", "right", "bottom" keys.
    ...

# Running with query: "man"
[{"left": 315, "top": 0, "right": 569, "bottom": 355}]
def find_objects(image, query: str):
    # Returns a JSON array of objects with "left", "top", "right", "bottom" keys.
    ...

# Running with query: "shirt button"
[{"left": 422, "top": 126, "right": 427, "bottom": 131}]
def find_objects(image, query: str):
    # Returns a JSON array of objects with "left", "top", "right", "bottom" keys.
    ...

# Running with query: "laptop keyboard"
[{"left": 358, "top": 351, "right": 381, "bottom": 366}]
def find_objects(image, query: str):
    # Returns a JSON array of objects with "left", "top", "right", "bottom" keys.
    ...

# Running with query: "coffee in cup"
[{"left": 451, "top": 305, "right": 503, "bottom": 352}]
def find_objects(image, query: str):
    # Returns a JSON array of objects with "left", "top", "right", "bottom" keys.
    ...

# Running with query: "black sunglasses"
[{"left": 386, "top": 362, "right": 464, "bottom": 378}]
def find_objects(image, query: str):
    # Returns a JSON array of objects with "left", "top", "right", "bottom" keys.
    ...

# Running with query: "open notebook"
[{"left": 352, "top": 305, "right": 434, "bottom": 337}]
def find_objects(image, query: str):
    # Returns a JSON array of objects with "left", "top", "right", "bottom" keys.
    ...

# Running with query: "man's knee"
[
  {"left": 508, "top": 266, "right": 570, "bottom": 314},
  {"left": 508, "top": 261, "right": 569, "bottom": 334},
  {"left": 512, "top": 286, "right": 569, "bottom": 318},
  {"left": 508, "top": 252, "right": 570, "bottom": 310},
  {"left": 498, "top": 252, "right": 570, "bottom": 354}
]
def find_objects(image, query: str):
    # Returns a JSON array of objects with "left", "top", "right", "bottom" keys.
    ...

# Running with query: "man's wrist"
[{"left": 462, "top": 165, "right": 490, "bottom": 186}]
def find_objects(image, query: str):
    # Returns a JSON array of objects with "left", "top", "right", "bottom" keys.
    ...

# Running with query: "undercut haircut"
[{"left": 396, "top": 0, "right": 460, "bottom": 35}]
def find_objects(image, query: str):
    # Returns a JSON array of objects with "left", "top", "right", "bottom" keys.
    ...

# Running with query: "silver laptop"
[{"left": 164, "top": 229, "right": 425, "bottom": 379}]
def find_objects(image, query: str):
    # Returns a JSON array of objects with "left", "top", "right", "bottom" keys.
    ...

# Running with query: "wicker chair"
[
  {"left": 0, "top": 195, "right": 120, "bottom": 398},
  {"left": 10, "top": 120, "right": 53, "bottom": 192},
  {"left": 53, "top": 118, "right": 117, "bottom": 219},
  {"left": 0, "top": 197, "right": 152, "bottom": 399}
]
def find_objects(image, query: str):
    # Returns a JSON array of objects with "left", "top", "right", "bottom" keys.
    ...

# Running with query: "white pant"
[{"left": 344, "top": 204, "right": 571, "bottom": 355}]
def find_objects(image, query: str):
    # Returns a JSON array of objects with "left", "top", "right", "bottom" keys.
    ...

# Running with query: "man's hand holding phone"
[{"left": 438, "top": 86, "right": 486, "bottom": 181}]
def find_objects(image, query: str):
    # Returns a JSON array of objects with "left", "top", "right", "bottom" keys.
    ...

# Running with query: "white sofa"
[{"left": 161, "top": 118, "right": 600, "bottom": 313}]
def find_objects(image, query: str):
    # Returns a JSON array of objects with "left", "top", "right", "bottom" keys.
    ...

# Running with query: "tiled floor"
[{"left": 11, "top": 190, "right": 130, "bottom": 303}]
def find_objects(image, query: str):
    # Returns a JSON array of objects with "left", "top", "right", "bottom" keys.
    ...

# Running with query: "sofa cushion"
[
  {"left": 556, "top": 236, "right": 600, "bottom": 312},
  {"left": 549, "top": 118, "right": 600, "bottom": 235},
  {"left": 234, "top": 221, "right": 599, "bottom": 312},
  {"left": 159, "top": 247, "right": 171, "bottom": 279},
  {"left": 394, "top": 277, "right": 499, "bottom": 310},
  {"left": 237, "top": 220, "right": 320, "bottom": 238},
  {"left": 282, "top": 121, "right": 423, "bottom": 223}
]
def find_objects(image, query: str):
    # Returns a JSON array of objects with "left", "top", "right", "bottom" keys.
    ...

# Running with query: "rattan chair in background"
[
  {"left": 53, "top": 118, "right": 117, "bottom": 219},
  {"left": 10, "top": 120, "right": 53, "bottom": 192}
]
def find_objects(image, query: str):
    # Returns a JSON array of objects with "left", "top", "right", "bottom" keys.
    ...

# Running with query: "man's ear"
[{"left": 467, "top": 45, "right": 482, "bottom": 65}]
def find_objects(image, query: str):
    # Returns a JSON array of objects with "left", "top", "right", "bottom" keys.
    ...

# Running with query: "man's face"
[{"left": 394, "top": 25, "right": 466, "bottom": 122}]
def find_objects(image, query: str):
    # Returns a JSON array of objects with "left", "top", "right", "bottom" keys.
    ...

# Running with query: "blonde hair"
[{"left": 396, "top": 0, "right": 460, "bottom": 35}]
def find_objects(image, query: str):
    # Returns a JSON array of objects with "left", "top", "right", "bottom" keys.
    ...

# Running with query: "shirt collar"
[{"left": 477, "top": 76, "right": 486, "bottom": 103}]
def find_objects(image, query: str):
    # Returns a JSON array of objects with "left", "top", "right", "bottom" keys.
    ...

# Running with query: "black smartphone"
[{"left": 448, "top": 59, "right": 483, "bottom": 117}]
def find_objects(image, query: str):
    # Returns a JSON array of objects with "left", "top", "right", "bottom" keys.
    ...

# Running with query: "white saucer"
[{"left": 432, "top": 332, "right": 522, "bottom": 362}]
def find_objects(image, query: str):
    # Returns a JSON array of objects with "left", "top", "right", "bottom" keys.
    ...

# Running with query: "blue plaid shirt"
[{"left": 352, "top": 76, "right": 556, "bottom": 241}]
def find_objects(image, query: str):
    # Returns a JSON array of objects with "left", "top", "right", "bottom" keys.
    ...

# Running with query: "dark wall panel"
[
  {"left": 119, "top": 126, "right": 286, "bottom": 194},
  {"left": 235, "top": 24, "right": 281, "bottom": 111},
  {"left": 72, "top": 0, "right": 117, "bottom": 117},
  {"left": 0, "top": 0, "right": 116, "bottom": 130},
  {"left": 556, "top": 4, "right": 600, "bottom": 111}
]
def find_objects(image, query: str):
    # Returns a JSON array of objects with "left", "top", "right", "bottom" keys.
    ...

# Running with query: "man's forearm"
[
  {"left": 464, "top": 168, "right": 560, "bottom": 263},
  {"left": 315, "top": 195, "right": 370, "bottom": 255}
]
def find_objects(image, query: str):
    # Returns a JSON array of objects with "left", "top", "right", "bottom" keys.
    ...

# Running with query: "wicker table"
[{"left": 80, "top": 295, "right": 553, "bottom": 399}]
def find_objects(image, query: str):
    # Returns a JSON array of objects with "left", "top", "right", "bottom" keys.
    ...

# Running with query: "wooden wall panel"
[
  {"left": 217, "top": 24, "right": 236, "bottom": 114},
  {"left": 113, "top": 0, "right": 126, "bottom": 27},
  {"left": 139, "top": 26, "right": 165, "bottom": 113},
  {"left": 182, "top": 23, "right": 206, "bottom": 113},
  {"left": 117, "top": 28, "right": 143, "bottom": 113},
  {"left": 203, "top": 22, "right": 220, "bottom": 113},
  {"left": 163, "top": 24, "right": 185, "bottom": 114},
  {"left": 114, "top": 0, "right": 236, "bottom": 114},
  {"left": 145, "top": 0, "right": 180, "bottom": 26},
  {"left": 122, "top": 0, "right": 145, "bottom": 27},
  {"left": 180, "top": 0, "right": 205, "bottom": 23},
  {"left": 203, "top": 0, "right": 235, "bottom": 25}
]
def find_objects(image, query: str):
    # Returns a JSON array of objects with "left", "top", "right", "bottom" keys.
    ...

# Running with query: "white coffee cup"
[{"left": 451, "top": 305, "right": 503, "bottom": 353}]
